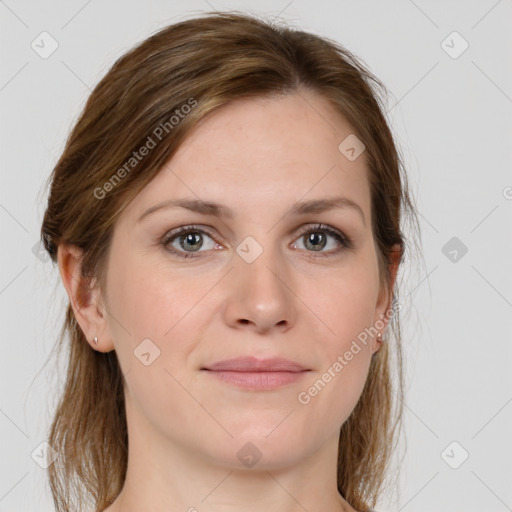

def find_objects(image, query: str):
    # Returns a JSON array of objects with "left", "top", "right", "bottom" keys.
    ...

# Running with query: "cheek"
[
  {"left": 104, "top": 259, "right": 211, "bottom": 423},
  {"left": 305, "top": 262, "right": 379, "bottom": 349},
  {"left": 296, "top": 261, "right": 378, "bottom": 412},
  {"left": 107, "top": 254, "right": 214, "bottom": 342},
  {"left": 104, "top": 253, "right": 230, "bottom": 398},
  {"left": 297, "top": 305, "right": 374, "bottom": 433}
]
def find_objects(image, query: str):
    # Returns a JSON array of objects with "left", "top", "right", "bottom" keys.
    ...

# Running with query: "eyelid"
[
  {"left": 294, "top": 223, "right": 350, "bottom": 244},
  {"left": 160, "top": 224, "right": 218, "bottom": 245}
]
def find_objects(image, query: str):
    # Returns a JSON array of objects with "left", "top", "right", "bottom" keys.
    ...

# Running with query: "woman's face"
[{"left": 97, "top": 89, "right": 393, "bottom": 470}]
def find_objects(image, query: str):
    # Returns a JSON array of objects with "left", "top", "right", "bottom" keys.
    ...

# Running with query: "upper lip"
[{"left": 201, "top": 356, "right": 309, "bottom": 372}]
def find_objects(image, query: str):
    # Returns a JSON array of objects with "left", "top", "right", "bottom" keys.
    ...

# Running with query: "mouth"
[
  {"left": 200, "top": 356, "right": 310, "bottom": 391},
  {"left": 201, "top": 369, "right": 310, "bottom": 390}
]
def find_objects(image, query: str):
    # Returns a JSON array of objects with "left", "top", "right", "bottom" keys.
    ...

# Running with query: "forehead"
[{"left": 124, "top": 90, "right": 371, "bottom": 224}]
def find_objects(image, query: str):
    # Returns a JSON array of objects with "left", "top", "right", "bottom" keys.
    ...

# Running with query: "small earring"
[
  {"left": 377, "top": 332, "right": 383, "bottom": 343},
  {"left": 93, "top": 336, "right": 98, "bottom": 345}
]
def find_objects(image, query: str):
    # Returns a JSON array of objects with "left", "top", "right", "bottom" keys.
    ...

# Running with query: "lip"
[
  {"left": 201, "top": 356, "right": 308, "bottom": 372},
  {"left": 200, "top": 357, "right": 310, "bottom": 391}
]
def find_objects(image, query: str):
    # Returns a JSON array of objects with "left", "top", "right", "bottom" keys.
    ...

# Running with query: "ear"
[
  {"left": 372, "top": 243, "right": 402, "bottom": 354},
  {"left": 57, "top": 243, "right": 115, "bottom": 353}
]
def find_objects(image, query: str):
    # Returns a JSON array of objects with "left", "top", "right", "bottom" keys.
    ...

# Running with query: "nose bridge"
[
  {"left": 223, "top": 232, "right": 297, "bottom": 332},
  {"left": 236, "top": 233, "right": 288, "bottom": 299}
]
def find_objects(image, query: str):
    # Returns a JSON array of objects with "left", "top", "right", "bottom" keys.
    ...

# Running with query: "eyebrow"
[{"left": 137, "top": 196, "right": 366, "bottom": 226}]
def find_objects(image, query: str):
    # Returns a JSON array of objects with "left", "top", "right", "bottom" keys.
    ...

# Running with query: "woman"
[{"left": 40, "top": 11, "right": 419, "bottom": 512}]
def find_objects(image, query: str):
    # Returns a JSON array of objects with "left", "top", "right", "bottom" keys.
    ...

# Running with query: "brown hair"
[{"left": 40, "top": 11, "right": 419, "bottom": 512}]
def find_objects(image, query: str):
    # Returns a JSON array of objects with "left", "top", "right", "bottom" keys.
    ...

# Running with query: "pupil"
[
  {"left": 306, "top": 232, "right": 325, "bottom": 251},
  {"left": 182, "top": 232, "right": 202, "bottom": 251}
]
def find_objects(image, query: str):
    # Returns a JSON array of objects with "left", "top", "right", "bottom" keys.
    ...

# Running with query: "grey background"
[{"left": 1, "top": 1, "right": 511, "bottom": 511}]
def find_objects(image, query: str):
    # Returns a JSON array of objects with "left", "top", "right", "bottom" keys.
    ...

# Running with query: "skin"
[{"left": 59, "top": 89, "right": 400, "bottom": 512}]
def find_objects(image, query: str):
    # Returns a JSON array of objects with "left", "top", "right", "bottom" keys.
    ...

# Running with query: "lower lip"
[{"left": 202, "top": 370, "right": 309, "bottom": 390}]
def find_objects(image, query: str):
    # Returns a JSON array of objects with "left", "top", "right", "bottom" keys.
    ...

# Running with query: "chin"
[{"left": 200, "top": 431, "right": 306, "bottom": 472}]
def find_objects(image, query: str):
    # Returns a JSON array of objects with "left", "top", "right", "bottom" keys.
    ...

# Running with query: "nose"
[{"left": 222, "top": 243, "right": 297, "bottom": 335}]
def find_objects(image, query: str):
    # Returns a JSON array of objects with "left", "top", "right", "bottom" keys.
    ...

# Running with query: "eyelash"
[{"left": 160, "top": 223, "right": 352, "bottom": 260}]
